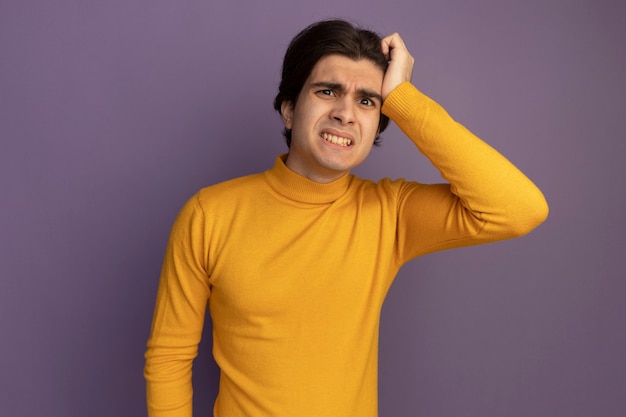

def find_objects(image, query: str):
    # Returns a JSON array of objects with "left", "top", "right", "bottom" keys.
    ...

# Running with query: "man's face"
[{"left": 281, "top": 54, "right": 384, "bottom": 183}]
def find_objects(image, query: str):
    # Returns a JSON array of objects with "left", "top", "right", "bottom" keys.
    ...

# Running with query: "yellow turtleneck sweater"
[{"left": 144, "top": 83, "right": 548, "bottom": 417}]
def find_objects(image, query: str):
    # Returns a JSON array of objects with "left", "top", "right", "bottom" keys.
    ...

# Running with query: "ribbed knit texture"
[{"left": 144, "top": 82, "right": 548, "bottom": 417}]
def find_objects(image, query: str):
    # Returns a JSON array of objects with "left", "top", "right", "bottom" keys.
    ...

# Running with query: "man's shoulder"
[
  {"left": 196, "top": 172, "right": 266, "bottom": 200},
  {"left": 352, "top": 175, "right": 417, "bottom": 193}
]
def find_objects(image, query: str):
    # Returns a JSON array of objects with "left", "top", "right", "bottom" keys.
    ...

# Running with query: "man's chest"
[{"left": 205, "top": 201, "right": 395, "bottom": 322}]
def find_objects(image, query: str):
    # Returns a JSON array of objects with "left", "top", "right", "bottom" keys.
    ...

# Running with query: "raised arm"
[{"left": 380, "top": 33, "right": 548, "bottom": 260}]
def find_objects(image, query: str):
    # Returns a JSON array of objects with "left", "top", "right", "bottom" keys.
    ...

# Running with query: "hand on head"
[{"left": 380, "top": 33, "right": 414, "bottom": 100}]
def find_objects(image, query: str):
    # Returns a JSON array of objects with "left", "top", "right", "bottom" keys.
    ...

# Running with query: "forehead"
[{"left": 307, "top": 54, "right": 384, "bottom": 90}]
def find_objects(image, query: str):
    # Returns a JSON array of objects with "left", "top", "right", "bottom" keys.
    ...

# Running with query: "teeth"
[{"left": 322, "top": 133, "right": 352, "bottom": 147}]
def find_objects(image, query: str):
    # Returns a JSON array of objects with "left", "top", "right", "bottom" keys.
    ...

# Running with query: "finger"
[
  {"left": 381, "top": 33, "right": 407, "bottom": 58},
  {"left": 380, "top": 39, "right": 389, "bottom": 59}
]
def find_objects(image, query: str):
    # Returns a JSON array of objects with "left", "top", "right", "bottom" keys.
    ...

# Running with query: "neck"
[{"left": 284, "top": 154, "right": 348, "bottom": 184}]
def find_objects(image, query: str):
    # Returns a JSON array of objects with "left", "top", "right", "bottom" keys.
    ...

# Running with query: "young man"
[{"left": 144, "top": 19, "right": 548, "bottom": 417}]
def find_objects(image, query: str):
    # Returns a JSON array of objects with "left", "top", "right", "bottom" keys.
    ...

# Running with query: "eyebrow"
[{"left": 310, "top": 81, "right": 382, "bottom": 104}]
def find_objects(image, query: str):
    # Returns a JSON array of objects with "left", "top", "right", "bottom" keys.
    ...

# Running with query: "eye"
[
  {"left": 359, "top": 98, "right": 375, "bottom": 107},
  {"left": 317, "top": 89, "right": 335, "bottom": 97}
]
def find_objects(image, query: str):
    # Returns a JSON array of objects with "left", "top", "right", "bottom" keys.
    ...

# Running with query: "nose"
[{"left": 329, "top": 97, "right": 355, "bottom": 125}]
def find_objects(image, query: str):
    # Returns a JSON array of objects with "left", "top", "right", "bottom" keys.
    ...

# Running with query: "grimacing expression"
[{"left": 280, "top": 55, "right": 384, "bottom": 183}]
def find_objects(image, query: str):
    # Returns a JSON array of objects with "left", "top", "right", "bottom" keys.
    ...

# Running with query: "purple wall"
[{"left": 1, "top": 1, "right": 624, "bottom": 416}]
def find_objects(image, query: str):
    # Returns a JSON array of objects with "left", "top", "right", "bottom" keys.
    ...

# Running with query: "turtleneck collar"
[{"left": 264, "top": 155, "right": 352, "bottom": 204}]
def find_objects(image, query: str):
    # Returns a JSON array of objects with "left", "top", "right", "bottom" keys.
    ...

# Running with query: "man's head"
[{"left": 273, "top": 19, "right": 390, "bottom": 148}]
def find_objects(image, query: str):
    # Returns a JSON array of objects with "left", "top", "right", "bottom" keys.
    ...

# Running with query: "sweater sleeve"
[
  {"left": 381, "top": 82, "right": 548, "bottom": 262},
  {"left": 144, "top": 193, "right": 211, "bottom": 417}
]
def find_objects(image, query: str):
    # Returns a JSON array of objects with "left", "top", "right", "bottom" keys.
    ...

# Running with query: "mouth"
[{"left": 322, "top": 132, "right": 352, "bottom": 147}]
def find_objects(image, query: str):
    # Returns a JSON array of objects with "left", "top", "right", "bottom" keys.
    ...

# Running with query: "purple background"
[{"left": 1, "top": 1, "right": 625, "bottom": 416}]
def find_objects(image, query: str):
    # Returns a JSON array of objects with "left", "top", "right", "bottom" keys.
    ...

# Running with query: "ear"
[{"left": 280, "top": 101, "right": 294, "bottom": 129}]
